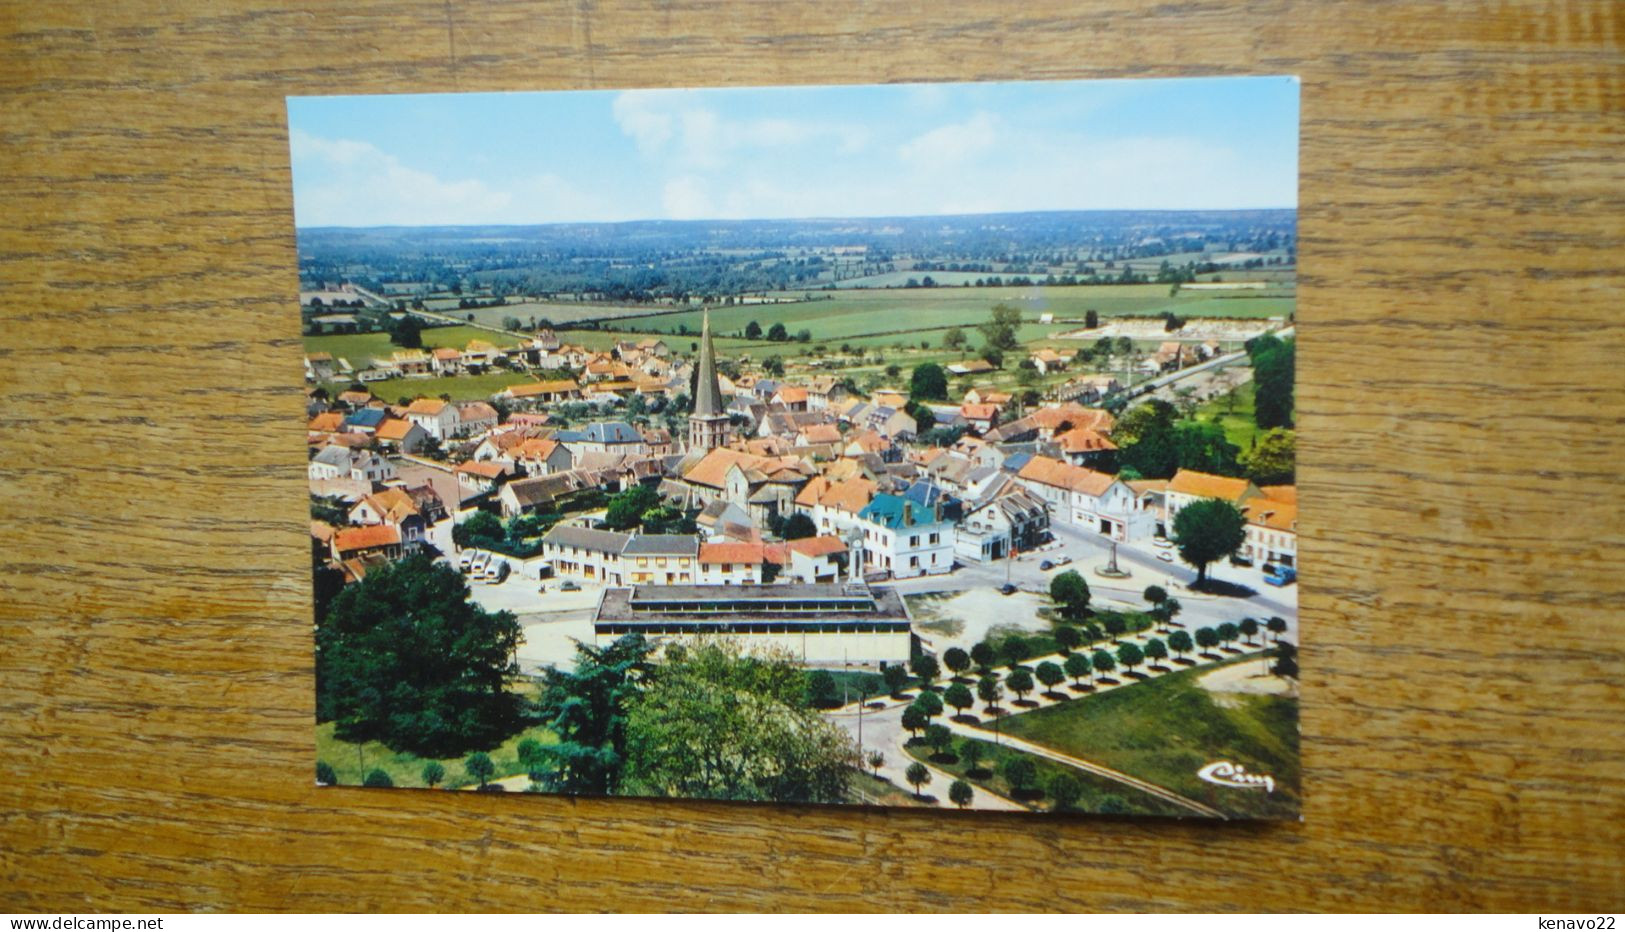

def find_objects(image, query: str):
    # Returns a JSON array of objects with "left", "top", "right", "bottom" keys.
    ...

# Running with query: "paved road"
[{"left": 825, "top": 700, "right": 1024, "bottom": 812}]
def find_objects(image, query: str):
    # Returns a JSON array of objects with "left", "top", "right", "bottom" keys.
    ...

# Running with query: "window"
[{"left": 910, "top": 535, "right": 920, "bottom": 548}]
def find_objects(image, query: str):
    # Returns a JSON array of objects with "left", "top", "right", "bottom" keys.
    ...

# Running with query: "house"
[
  {"left": 806, "top": 376, "right": 849, "bottom": 411},
  {"left": 455, "top": 401, "right": 500, "bottom": 437},
  {"left": 331, "top": 523, "right": 407, "bottom": 563},
  {"left": 870, "top": 389, "right": 908, "bottom": 409},
  {"left": 771, "top": 386, "right": 809, "bottom": 411},
  {"left": 373, "top": 418, "right": 428, "bottom": 454},
  {"left": 461, "top": 339, "right": 502, "bottom": 373},
  {"left": 640, "top": 427, "right": 675, "bottom": 457},
  {"left": 1030, "top": 348, "right": 1075, "bottom": 375},
  {"left": 346, "top": 488, "right": 427, "bottom": 550},
  {"left": 782, "top": 535, "right": 847, "bottom": 585},
  {"left": 854, "top": 493, "right": 954, "bottom": 579},
  {"left": 343, "top": 407, "right": 389, "bottom": 435},
  {"left": 954, "top": 485, "right": 1051, "bottom": 563},
  {"left": 561, "top": 421, "right": 644, "bottom": 457},
  {"left": 1015, "top": 455, "right": 1152, "bottom": 541},
  {"left": 960, "top": 403, "right": 1000, "bottom": 434},
  {"left": 390, "top": 349, "right": 433, "bottom": 377},
  {"left": 305, "top": 353, "right": 336, "bottom": 382},
  {"left": 1056, "top": 374, "right": 1121, "bottom": 405},
  {"left": 496, "top": 469, "right": 599, "bottom": 518},
  {"left": 963, "top": 387, "right": 1012, "bottom": 408},
  {"left": 1244, "top": 488, "right": 1297, "bottom": 569},
  {"left": 404, "top": 398, "right": 458, "bottom": 441},
  {"left": 495, "top": 379, "right": 582, "bottom": 408},
  {"left": 541, "top": 525, "right": 632, "bottom": 584},
  {"left": 1054, "top": 426, "right": 1118, "bottom": 467},
  {"left": 430, "top": 347, "right": 463, "bottom": 375},
  {"left": 696, "top": 541, "right": 766, "bottom": 586},
  {"left": 307, "top": 445, "right": 395, "bottom": 484},
  {"left": 794, "top": 475, "right": 878, "bottom": 538},
  {"left": 695, "top": 499, "right": 757, "bottom": 541},
  {"left": 512, "top": 437, "right": 573, "bottom": 476},
  {"left": 307, "top": 411, "right": 345, "bottom": 434},
  {"left": 947, "top": 359, "right": 996, "bottom": 376},
  {"left": 455, "top": 459, "right": 510, "bottom": 496},
  {"left": 620, "top": 534, "right": 700, "bottom": 585}
]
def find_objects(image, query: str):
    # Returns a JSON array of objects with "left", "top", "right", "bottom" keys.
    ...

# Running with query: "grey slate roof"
[
  {"left": 621, "top": 534, "right": 700, "bottom": 557},
  {"left": 541, "top": 525, "right": 630, "bottom": 554}
]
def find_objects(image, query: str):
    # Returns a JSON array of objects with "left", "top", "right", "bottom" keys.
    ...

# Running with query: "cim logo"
[{"left": 1197, "top": 760, "right": 1276, "bottom": 794}]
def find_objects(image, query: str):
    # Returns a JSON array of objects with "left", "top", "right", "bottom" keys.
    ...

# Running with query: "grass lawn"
[
  {"left": 314, "top": 719, "right": 557, "bottom": 789},
  {"left": 902, "top": 735, "right": 1188, "bottom": 816},
  {"left": 846, "top": 768, "right": 929, "bottom": 807},
  {"left": 457, "top": 300, "right": 665, "bottom": 330},
  {"left": 321, "top": 370, "right": 536, "bottom": 403},
  {"left": 1191, "top": 379, "right": 1266, "bottom": 450},
  {"left": 997, "top": 654, "right": 1299, "bottom": 819}
]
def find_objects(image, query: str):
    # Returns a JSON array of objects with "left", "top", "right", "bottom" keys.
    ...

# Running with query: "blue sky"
[{"left": 286, "top": 76, "right": 1297, "bottom": 227}]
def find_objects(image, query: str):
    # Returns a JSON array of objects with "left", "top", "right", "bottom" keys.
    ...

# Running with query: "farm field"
[
  {"left": 997, "top": 655, "right": 1300, "bottom": 819},
  {"left": 324, "top": 371, "right": 537, "bottom": 403},
  {"left": 455, "top": 300, "right": 672, "bottom": 330},
  {"left": 554, "top": 328, "right": 770, "bottom": 356},
  {"left": 608, "top": 284, "right": 1293, "bottom": 346},
  {"left": 1193, "top": 379, "right": 1266, "bottom": 450}
]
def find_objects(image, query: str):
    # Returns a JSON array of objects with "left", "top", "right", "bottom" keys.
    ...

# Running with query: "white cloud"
[
  {"left": 611, "top": 89, "right": 678, "bottom": 155},
  {"left": 898, "top": 112, "right": 998, "bottom": 168},
  {"left": 661, "top": 176, "right": 712, "bottom": 219},
  {"left": 611, "top": 89, "right": 869, "bottom": 170},
  {"left": 289, "top": 129, "right": 606, "bottom": 225}
]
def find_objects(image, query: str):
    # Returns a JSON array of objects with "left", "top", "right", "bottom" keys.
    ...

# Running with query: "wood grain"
[{"left": 2, "top": 0, "right": 1622, "bottom": 912}]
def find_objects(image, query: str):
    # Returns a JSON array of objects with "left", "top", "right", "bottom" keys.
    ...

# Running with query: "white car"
[
  {"left": 1153, "top": 537, "right": 1173, "bottom": 549},
  {"left": 1156, "top": 551, "right": 1175, "bottom": 563},
  {"left": 459, "top": 549, "right": 477, "bottom": 570},
  {"left": 483, "top": 559, "right": 507, "bottom": 582},
  {"left": 468, "top": 551, "right": 491, "bottom": 574}
]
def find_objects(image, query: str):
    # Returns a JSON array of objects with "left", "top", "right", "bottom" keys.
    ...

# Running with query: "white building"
[
  {"left": 854, "top": 493, "right": 954, "bottom": 579},
  {"left": 1015, "top": 456, "right": 1154, "bottom": 542}
]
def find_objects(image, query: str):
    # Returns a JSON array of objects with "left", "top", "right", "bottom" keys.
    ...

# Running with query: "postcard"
[{"left": 293, "top": 76, "right": 1300, "bottom": 817}]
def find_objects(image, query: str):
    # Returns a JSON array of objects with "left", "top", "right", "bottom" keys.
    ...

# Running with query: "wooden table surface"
[{"left": 2, "top": 0, "right": 1621, "bottom": 913}]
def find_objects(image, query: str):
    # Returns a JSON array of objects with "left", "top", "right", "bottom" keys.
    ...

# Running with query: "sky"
[{"left": 286, "top": 76, "right": 1298, "bottom": 228}]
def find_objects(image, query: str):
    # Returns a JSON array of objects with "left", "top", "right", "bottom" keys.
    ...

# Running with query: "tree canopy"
[
  {"left": 909, "top": 363, "right": 949, "bottom": 401},
  {"left": 530, "top": 633, "right": 653, "bottom": 796},
  {"left": 316, "top": 554, "right": 523, "bottom": 757},
  {"left": 623, "top": 641, "right": 857, "bottom": 804},
  {"left": 1172, "top": 497, "right": 1249, "bottom": 584}
]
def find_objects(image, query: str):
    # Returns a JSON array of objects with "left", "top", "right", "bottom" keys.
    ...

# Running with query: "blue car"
[{"left": 1265, "top": 566, "right": 1298, "bottom": 587}]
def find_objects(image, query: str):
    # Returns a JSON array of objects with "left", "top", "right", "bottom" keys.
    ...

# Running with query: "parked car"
[
  {"left": 1153, "top": 537, "right": 1173, "bottom": 549},
  {"left": 458, "top": 549, "right": 477, "bottom": 570},
  {"left": 1265, "top": 566, "right": 1298, "bottom": 587},
  {"left": 560, "top": 579, "right": 580, "bottom": 592},
  {"left": 1052, "top": 555, "right": 1073, "bottom": 567},
  {"left": 1230, "top": 554, "right": 1254, "bottom": 568},
  {"left": 1039, "top": 559, "right": 1054, "bottom": 571},
  {"left": 468, "top": 551, "right": 490, "bottom": 574},
  {"left": 487, "top": 560, "right": 510, "bottom": 584},
  {"left": 1156, "top": 551, "right": 1174, "bottom": 563},
  {"left": 999, "top": 584, "right": 1018, "bottom": 596}
]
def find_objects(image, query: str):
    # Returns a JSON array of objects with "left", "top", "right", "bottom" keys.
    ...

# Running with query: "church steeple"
[{"left": 688, "top": 309, "right": 729, "bottom": 452}]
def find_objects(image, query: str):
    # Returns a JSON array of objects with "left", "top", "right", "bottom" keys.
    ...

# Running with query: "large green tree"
[
  {"left": 1171, "top": 497, "right": 1249, "bottom": 585},
  {"left": 977, "top": 303, "right": 1023, "bottom": 352},
  {"left": 316, "top": 554, "right": 523, "bottom": 757},
  {"left": 1048, "top": 570, "right": 1092, "bottom": 620},
  {"left": 623, "top": 642, "right": 857, "bottom": 804},
  {"left": 909, "top": 363, "right": 949, "bottom": 401},
  {"left": 529, "top": 633, "right": 652, "bottom": 795},
  {"left": 603, "top": 484, "right": 662, "bottom": 530},
  {"left": 1241, "top": 427, "right": 1296, "bottom": 485},
  {"left": 1248, "top": 334, "right": 1295, "bottom": 429}
]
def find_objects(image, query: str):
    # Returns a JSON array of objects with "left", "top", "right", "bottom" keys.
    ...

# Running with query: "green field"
[
  {"left": 454, "top": 300, "right": 672, "bottom": 330},
  {"left": 902, "top": 735, "right": 1188, "bottom": 816},
  {"left": 315, "top": 719, "right": 556, "bottom": 789},
  {"left": 997, "top": 655, "right": 1300, "bottom": 819},
  {"left": 304, "top": 324, "right": 521, "bottom": 365},
  {"left": 323, "top": 371, "right": 536, "bottom": 403},
  {"left": 1193, "top": 379, "right": 1266, "bottom": 449},
  {"left": 608, "top": 284, "right": 1293, "bottom": 345}
]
